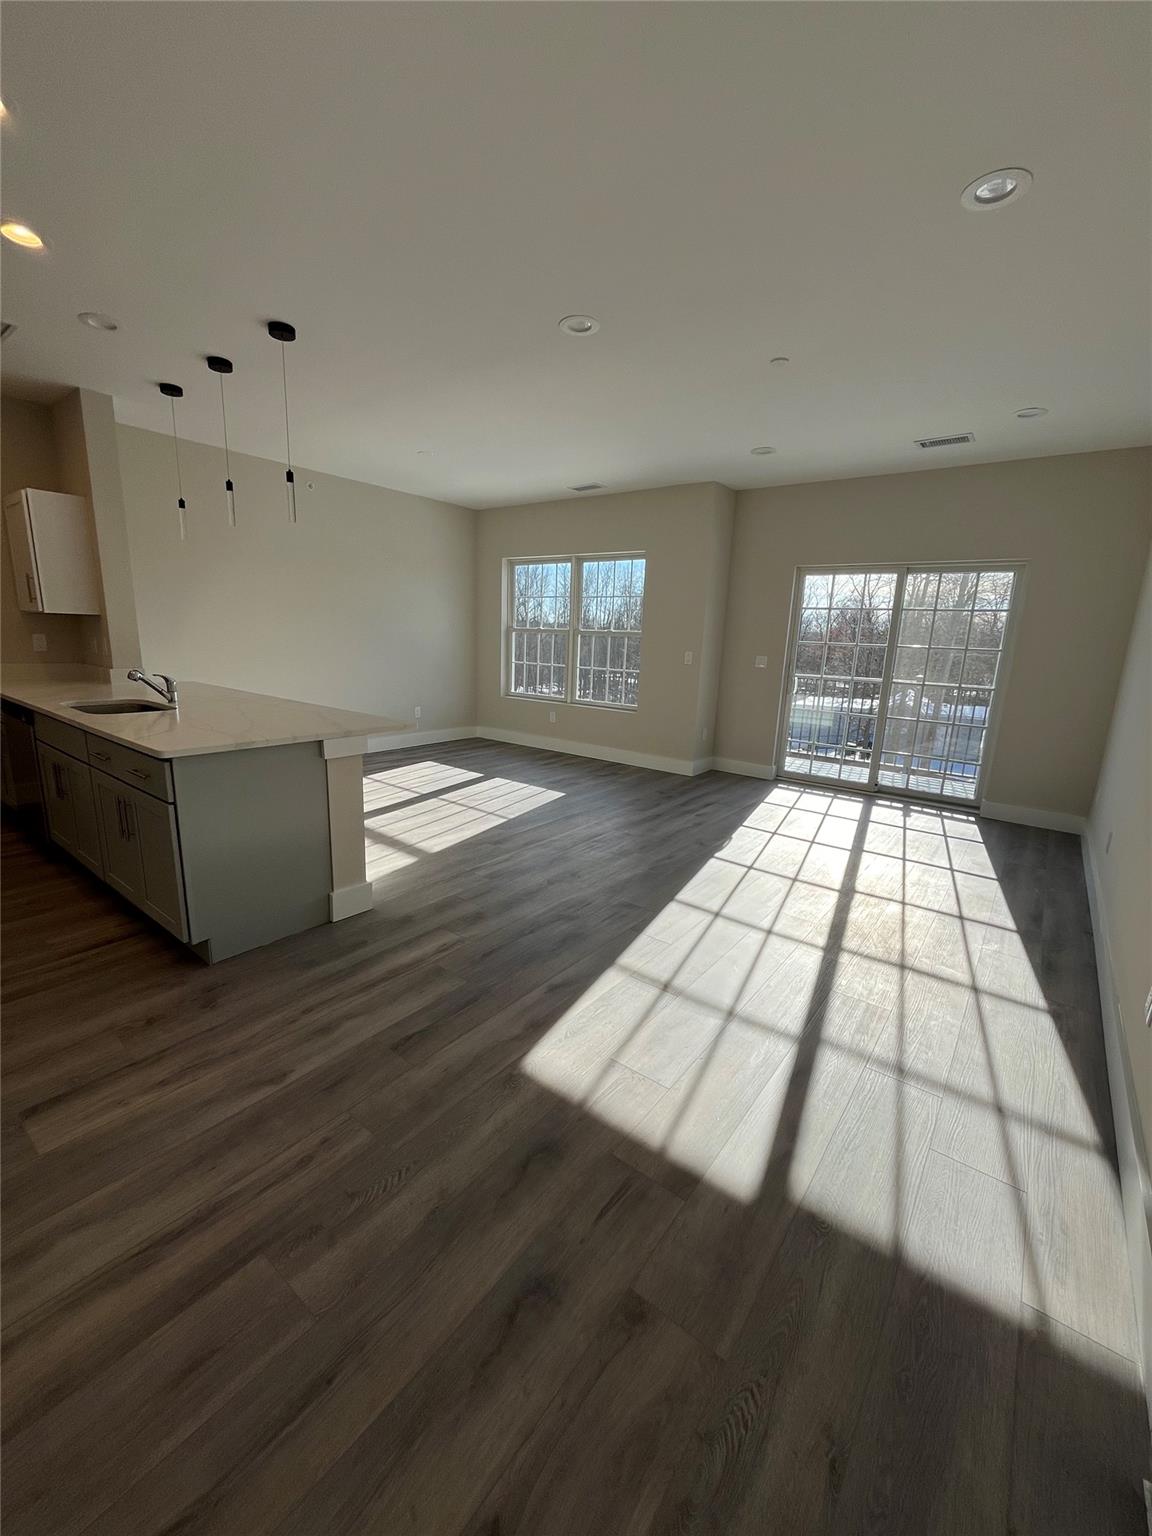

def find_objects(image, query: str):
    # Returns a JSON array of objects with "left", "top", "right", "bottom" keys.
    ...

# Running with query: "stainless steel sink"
[{"left": 66, "top": 699, "right": 175, "bottom": 714}]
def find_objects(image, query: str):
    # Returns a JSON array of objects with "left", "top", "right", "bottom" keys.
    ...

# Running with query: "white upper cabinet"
[{"left": 4, "top": 488, "right": 102, "bottom": 614}]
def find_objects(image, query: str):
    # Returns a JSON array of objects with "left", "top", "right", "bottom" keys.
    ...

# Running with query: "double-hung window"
[{"left": 506, "top": 554, "right": 645, "bottom": 708}]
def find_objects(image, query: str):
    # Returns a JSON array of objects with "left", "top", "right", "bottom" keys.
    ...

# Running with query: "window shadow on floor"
[
  {"left": 355, "top": 739, "right": 1148, "bottom": 1532},
  {"left": 0, "top": 741, "right": 1145, "bottom": 1536}
]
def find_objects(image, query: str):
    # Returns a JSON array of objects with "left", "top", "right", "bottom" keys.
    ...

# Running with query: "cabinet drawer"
[
  {"left": 85, "top": 737, "right": 174, "bottom": 802},
  {"left": 34, "top": 713, "right": 89, "bottom": 763}
]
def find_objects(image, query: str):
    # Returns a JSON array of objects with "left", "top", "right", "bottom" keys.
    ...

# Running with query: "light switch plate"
[
  {"left": 548, "top": 710, "right": 556, "bottom": 723},
  {"left": 683, "top": 650, "right": 693, "bottom": 666},
  {"left": 32, "top": 633, "right": 47, "bottom": 653},
  {"left": 413, "top": 705, "right": 422, "bottom": 720},
  {"left": 754, "top": 655, "right": 768, "bottom": 669}
]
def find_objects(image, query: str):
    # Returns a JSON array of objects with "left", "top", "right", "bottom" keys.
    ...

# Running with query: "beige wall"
[
  {"left": 0, "top": 397, "right": 90, "bottom": 666},
  {"left": 1088, "top": 545, "right": 1151, "bottom": 1152},
  {"left": 1086, "top": 544, "right": 1152, "bottom": 1399},
  {"left": 475, "top": 483, "right": 734, "bottom": 768},
  {"left": 716, "top": 449, "right": 1152, "bottom": 816},
  {"left": 696, "top": 487, "right": 736, "bottom": 756},
  {"left": 117, "top": 425, "right": 475, "bottom": 728},
  {"left": 53, "top": 391, "right": 140, "bottom": 670}
]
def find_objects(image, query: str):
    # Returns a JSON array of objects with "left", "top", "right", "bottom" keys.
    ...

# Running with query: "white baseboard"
[
  {"left": 979, "top": 799, "right": 1086, "bottom": 834},
  {"left": 1082, "top": 836, "right": 1152, "bottom": 1422},
  {"left": 364, "top": 725, "right": 729, "bottom": 779},
  {"left": 329, "top": 880, "right": 373, "bottom": 921},
  {"left": 711, "top": 757, "right": 777, "bottom": 780},
  {"left": 366, "top": 726, "right": 478, "bottom": 753},
  {"left": 476, "top": 726, "right": 701, "bottom": 777}
]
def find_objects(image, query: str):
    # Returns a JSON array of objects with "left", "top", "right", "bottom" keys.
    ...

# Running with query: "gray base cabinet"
[
  {"left": 32, "top": 714, "right": 332, "bottom": 963},
  {"left": 126, "top": 782, "right": 187, "bottom": 939},
  {"left": 91, "top": 771, "right": 188, "bottom": 940},
  {"left": 38, "top": 734, "right": 189, "bottom": 943},
  {"left": 38, "top": 743, "right": 103, "bottom": 877}
]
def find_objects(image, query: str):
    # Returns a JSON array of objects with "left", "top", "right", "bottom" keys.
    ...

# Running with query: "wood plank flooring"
[{"left": 2, "top": 738, "right": 1148, "bottom": 1535}]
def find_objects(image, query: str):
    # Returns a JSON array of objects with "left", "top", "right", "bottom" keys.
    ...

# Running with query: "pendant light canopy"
[
  {"left": 267, "top": 320, "right": 298, "bottom": 524},
  {"left": 157, "top": 382, "right": 188, "bottom": 541},
  {"left": 206, "top": 355, "right": 237, "bottom": 526}
]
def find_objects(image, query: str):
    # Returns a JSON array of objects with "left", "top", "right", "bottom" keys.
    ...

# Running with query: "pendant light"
[
  {"left": 206, "top": 355, "right": 237, "bottom": 525},
  {"left": 157, "top": 382, "right": 188, "bottom": 541},
  {"left": 267, "top": 320, "right": 298, "bottom": 523}
]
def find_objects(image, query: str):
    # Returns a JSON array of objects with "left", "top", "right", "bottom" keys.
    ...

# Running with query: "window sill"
[{"left": 502, "top": 694, "right": 638, "bottom": 714}]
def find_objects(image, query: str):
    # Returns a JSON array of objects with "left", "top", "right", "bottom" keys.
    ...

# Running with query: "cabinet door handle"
[
  {"left": 25, "top": 572, "right": 36, "bottom": 604},
  {"left": 123, "top": 800, "right": 134, "bottom": 842},
  {"left": 115, "top": 796, "right": 126, "bottom": 839},
  {"left": 91, "top": 750, "right": 111, "bottom": 763},
  {"left": 127, "top": 768, "right": 149, "bottom": 781}
]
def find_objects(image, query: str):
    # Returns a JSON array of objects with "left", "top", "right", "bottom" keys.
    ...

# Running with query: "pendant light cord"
[
  {"left": 280, "top": 342, "right": 294, "bottom": 472},
  {"left": 169, "top": 398, "right": 185, "bottom": 501},
  {"left": 218, "top": 373, "right": 233, "bottom": 482}
]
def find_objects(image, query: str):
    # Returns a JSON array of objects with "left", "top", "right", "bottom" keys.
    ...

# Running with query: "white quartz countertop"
[{"left": 0, "top": 678, "right": 410, "bottom": 760}]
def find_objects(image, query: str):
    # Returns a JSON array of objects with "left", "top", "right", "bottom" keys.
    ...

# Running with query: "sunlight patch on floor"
[
  {"left": 363, "top": 761, "right": 564, "bottom": 881},
  {"left": 363, "top": 759, "right": 482, "bottom": 811},
  {"left": 519, "top": 778, "right": 1123, "bottom": 1323}
]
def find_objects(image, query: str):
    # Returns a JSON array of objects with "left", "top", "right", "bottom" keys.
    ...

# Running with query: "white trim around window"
[{"left": 504, "top": 552, "right": 646, "bottom": 710}]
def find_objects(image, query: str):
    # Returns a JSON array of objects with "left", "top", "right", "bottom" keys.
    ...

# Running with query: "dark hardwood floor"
[{"left": 2, "top": 738, "right": 1147, "bottom": 1535}]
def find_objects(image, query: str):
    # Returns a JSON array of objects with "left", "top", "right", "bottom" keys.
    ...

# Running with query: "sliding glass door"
[
  {"left": 780, "top": 565, "right": 1019, "bottom": 804},
  {"left": 783, "top": 570, "right": 898, "bottom": 787}
]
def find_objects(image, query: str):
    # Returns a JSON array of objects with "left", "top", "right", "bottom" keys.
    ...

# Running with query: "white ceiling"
[{"left": 2, "top": 2, "right": 1150, "bottom": 509}]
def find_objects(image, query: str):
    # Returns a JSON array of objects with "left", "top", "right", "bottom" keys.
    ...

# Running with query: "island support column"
[{"left": 323, "top": 736, "right": 374, "bottom": 920}]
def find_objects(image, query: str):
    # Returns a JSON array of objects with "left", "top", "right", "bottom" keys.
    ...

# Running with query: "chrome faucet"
[{"left": 127, "top": 670, "right": 179, "bottom": 707}]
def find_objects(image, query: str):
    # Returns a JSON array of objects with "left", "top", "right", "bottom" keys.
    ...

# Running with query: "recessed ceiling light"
[
  {"left": 961, "top": 167, "right": 1033, "bottom": 211},
  {"left": 1015, "top": 406, "right": 1048, "bottom": 419},
  {"left": 78, "top": 311, "right": 118, "bottom": 331},
  {"left": 769, "top": 356, "right": 790, "bottom": 366},
  {"left": 750, "top": 446, "right": 776, "bottom": 456},
  {"left": 1, "top": 221, "right": 45, "bottom": 250},
  {"left": 558, "top": 315, "right": 599, "bottom": 336}
]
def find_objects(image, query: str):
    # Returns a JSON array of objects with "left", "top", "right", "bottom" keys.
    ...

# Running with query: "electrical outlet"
[
  {"left": 549, "top": 710, "right": 556, "bottom": 723},
  {"left": 413, "top": 705, "right": 422, "bottom": 720},
  {"left": 754, "top": 655, "right": 768, "bottom": 669},
  {"left": 684, "top": 650, "right": 694, "bottom": 666},
  {"left": 31, "top": 633, "right": 47, "bottom": 653}
]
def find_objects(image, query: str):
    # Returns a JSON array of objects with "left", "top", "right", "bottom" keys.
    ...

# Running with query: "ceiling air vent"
[
  {"left": 914, "top": 432, "right": 975, "bottom": 449},
  {"left": 0, "top": 322, "right": 16, "bottom": 341},
  {"left": 569, "top": 483, "right": 604, "bottom": 492}
]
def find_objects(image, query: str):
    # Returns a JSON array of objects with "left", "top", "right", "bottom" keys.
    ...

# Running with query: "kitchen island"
[{"left": 0, "top": 676, "right": 407, "bottom": 961}]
